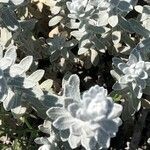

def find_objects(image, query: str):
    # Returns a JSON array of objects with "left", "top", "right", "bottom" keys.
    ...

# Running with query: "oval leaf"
[
  {"left": 19, "top": 56, "right": 33, "bottom": 72},
  {"left": 108, "top": 15, "right": 118, "bottom": 27},
  {"left": 27, "top": 70, "right": 45, "bottom": 82},
  {"left": 49, "top": 16, "right": 63, "bottom": 27}
]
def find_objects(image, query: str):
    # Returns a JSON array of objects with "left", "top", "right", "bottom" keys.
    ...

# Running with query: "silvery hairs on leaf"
[
  {"left": 66, "top": 0, "right": 137, "bottom": 57},
  {"left": 46, "top": 35, "right": 77, "bottom": 62},
  {"left": 47, "top": 74, "right": 122, "bottom": 150},
  {"left": 35, "top": 120, "right": 61, "bottom": 150},
  {"left": 0, "top": 46, "right": 45, "bottom": 113},
  {"left": 112, "top": 48, "right": 150, "bottom": 99},
  {"left": 66, "top": 0, "right": 137, "bottom": 26},
  {"left": 0, "top": 0, "right": 25, "bottom": 5},
  {"left": 0, "top": 46, "right": 17, "bottom": 102},
  {"left": 134, "top": 5, "right": 150, "bottom": 32},
  {"left": 35, "top": 136, "right": 57, "bottom": 150}
]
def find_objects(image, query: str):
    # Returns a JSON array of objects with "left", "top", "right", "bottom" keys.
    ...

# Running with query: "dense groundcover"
[{"left": 0, "top": 0, "right": 150, "bottom": 149}]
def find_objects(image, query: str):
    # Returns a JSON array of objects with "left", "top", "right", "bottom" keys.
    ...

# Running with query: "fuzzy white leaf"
[
  {"left": 90, "top": 49, "right": 99, "bottom": 66},
  {"left": 3, "top": 88, "right": 18, "bottom": 111},
  {"left": 49, "top": 16, "right": 63, "bottom": 27},
  {"left": 53, "top": 116, "right": 75, "bottom": 130},
  {"left": 4, "top": 46, "right": 17, "bottom": 64},
  {"left": 11, "top": 0, "right": 24, "bottom": 5},
  {"left": 19, "top": 56, "right": 33, "bottom": 72},
  {"left": 23, "top": 70, "right": 45, "bottom": 88},
  {"left": 47, "top": 107, "right": 70, "bottom": 120},
  {"left": 108, "top": 15, "right": 118, "bottom": 27},
  {"left": 40, "top": 79, "right": 53, "bottom": 92},
  {"left": 68, "top": 134, "right": 81, "bottom": 149},
  {"left": 78, "top": 47, "right": 89, "bottom": 55},
  {"left": 9, "top": 65, "right": 25, "bottom": 77},
  {"left": 63, "top": 74, "right": 80, "bottom": 102},
  {"left": 0, "top": 58, "right": 12, "bottom": 70}
]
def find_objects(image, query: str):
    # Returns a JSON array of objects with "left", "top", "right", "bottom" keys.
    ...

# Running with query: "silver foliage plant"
[
  {"left": 0, "top": 0, "right": 150, "bottom": 149},
  {"left": 135, "top": 4, "right": 150, "bottom": 32},
  {"left": 112, "top": 48, "right": 150, "bottom": 99},
  {"left": 46, "top": 74, "right": 123, "bottom": 150},
  {"left": 47, "top": 35, "right": 77, "bottom": 62},
  {"left": 0, "top": 0, "right": 25, "bottom": 5},
  {"left": 47, "top": 0, "right": 140, "bottom": 65},
  {"left": 111, "top": 46, "right": 150, "bottom": 115},
  {"left": 0, "top": 45, "right": 44, "bottom": 117},
  {"left": 66, "top": 0, "right": 137, "bottom": 26},
  {"left": 35, "top": 120, "right": 61, "bottom": 150}
]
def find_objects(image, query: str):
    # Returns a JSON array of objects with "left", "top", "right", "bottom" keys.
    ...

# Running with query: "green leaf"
[{"left": 109, "top": 91, "right": 122, "bottom": 102}]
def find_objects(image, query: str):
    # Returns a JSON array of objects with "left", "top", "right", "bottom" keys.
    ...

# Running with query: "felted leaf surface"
[
  {"left": 4, "top": 46, "right": 17, "bottom": 64},
  {"left": 49, "top": 16, "right": 63, "bottom": 27},
  {"left": 27, "top": 70, "right": 45, "bottom": 82},
  {"left": 63, "top": 74, "right": 80, "bottom": 102},
  {"left": 47, "top": 107, "right": 70, "bottom": 120},
  {"left": 108, "top": 15, "right": 118, "bottom": 27},
  {"left": 53, "top": 116, "right": 75, "bottom": 130},
  {"left": 3, "top": 88, "right": 21, "bottom": 111}
]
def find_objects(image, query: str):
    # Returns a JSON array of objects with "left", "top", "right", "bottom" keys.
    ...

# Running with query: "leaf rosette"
[
  {"left": 47, "top": 75, "right": 122, "bottom": 150},
  {"left": 112, "top": 49, "right": 150, "bottom": 99}
]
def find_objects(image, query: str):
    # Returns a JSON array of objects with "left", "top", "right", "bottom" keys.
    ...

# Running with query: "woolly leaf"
[
  {"left": 0, "top": 58, "right": 12, "bottom": 70},
  {"left": 26, "top": 69, "right": 45, "bottom": 83},
  {"left": 53, "top": 116, "right": 75, "bottom": 130},
  {"left": 78, "top": 47, "right": 89, "bottom": 55},
  {"left": 47, "top": 107, "right": 70, "bottom": 120},
  {"left": 4, "top": 46, "right": 17, "bottom": 64},
  {"left": 11, "top": 106, "right": 26, "bottom": 118},
  {"left": 3, "top": 88, "right": 21, "bottom": 111},
  {"left": 63, "top": 74, "right": 80, "bottom": 101},
  {"left": 68, "top": 134, "right": 81, "bottom": 149},
  {"left": 47, "top": 75, "right": 122, "bottom": 150},
  {"left": 108, "top": 15, "right": 118, "bottom": 27},
  {"left": 90, "top": 49, "right": 99, "bottom": 66},
  {"left": 19, "top": 56, "right": 33, "bottom": 72},
  {"left": 49, "top": 16, "right": 63, "bottom": 27},
  {"left": 40, "top": 79, "right": 53, "bottom": 92}
]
